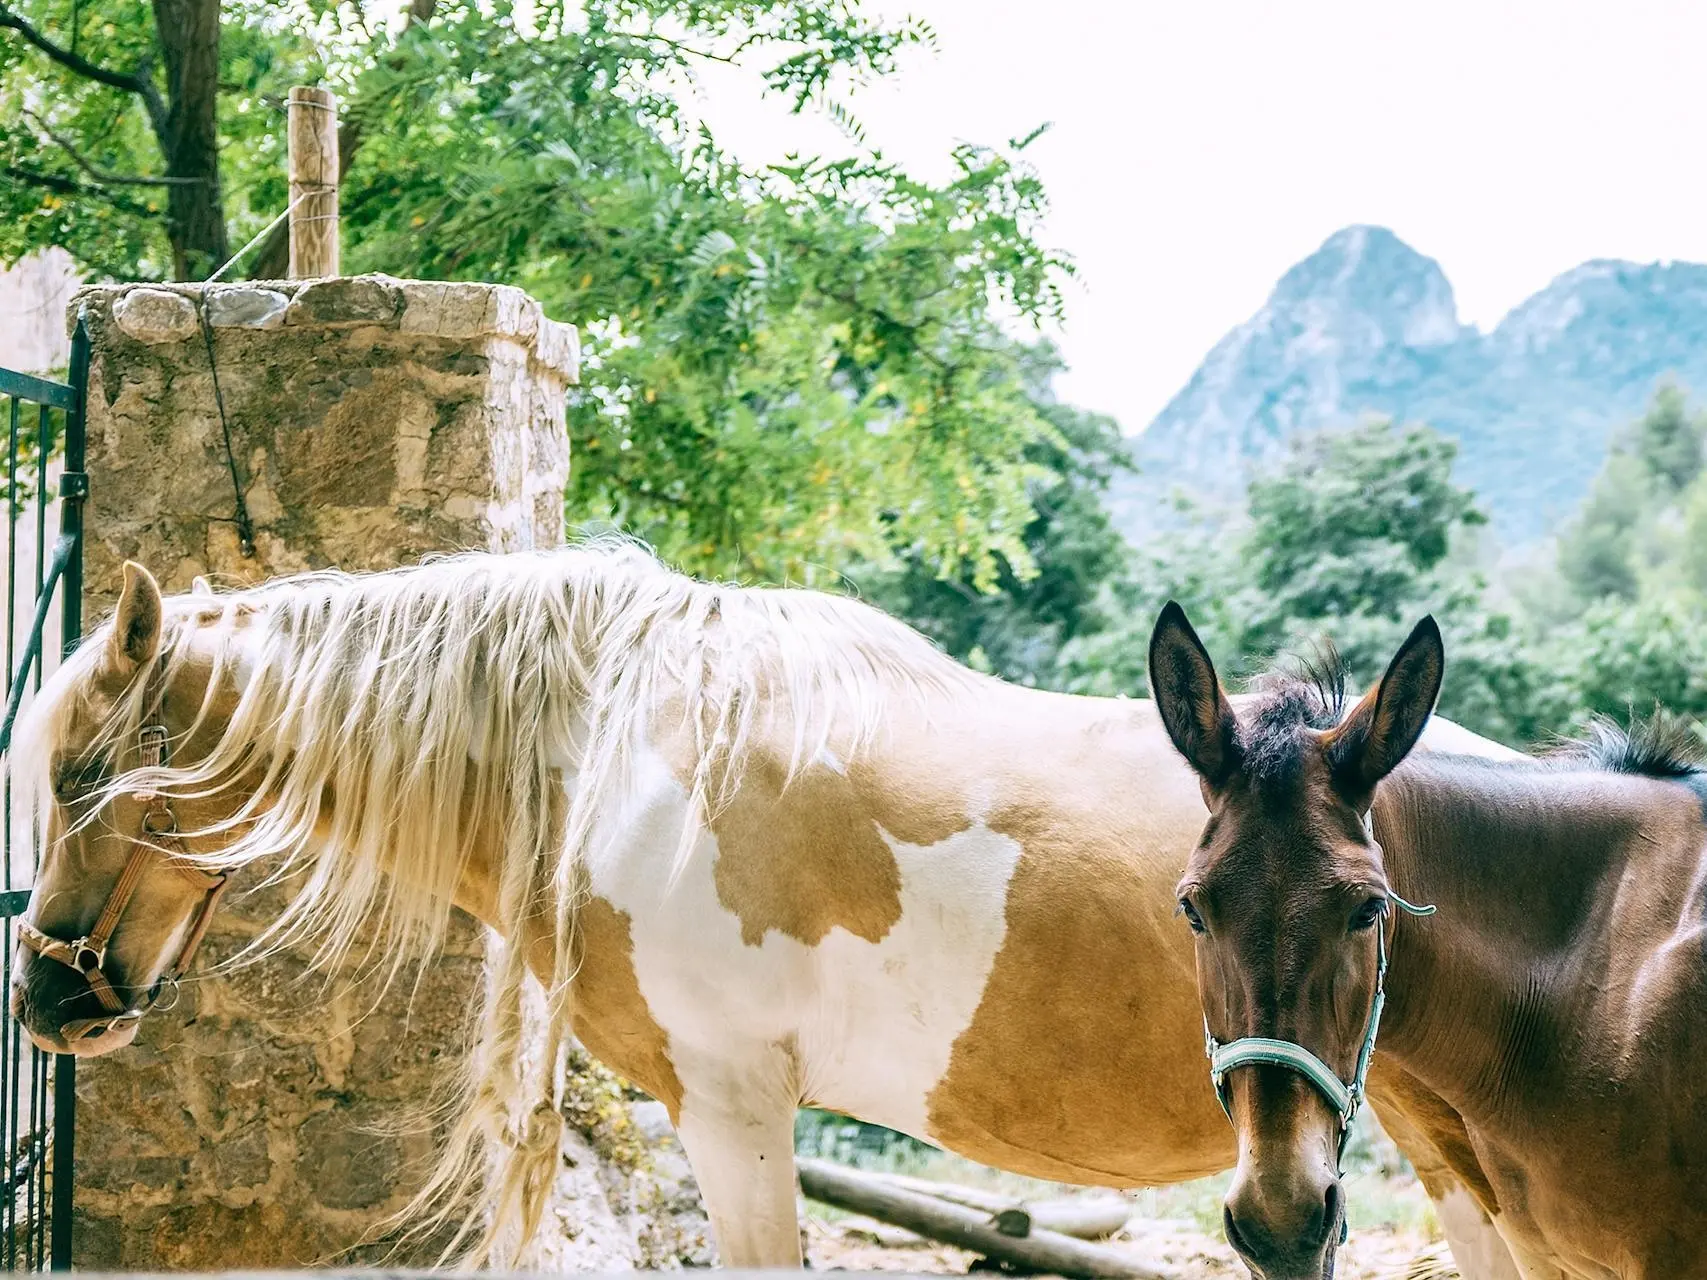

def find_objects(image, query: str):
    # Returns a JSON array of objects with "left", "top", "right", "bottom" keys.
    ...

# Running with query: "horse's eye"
[
  {"left": 1178, "top": 899, "right": 1207, "bottom": 935},
  {"left": 52, "top": 757, "right": 107, "bottom": 803},
  {"left": 1349, "top": 897, "right": 1387, "bottom": 932}
]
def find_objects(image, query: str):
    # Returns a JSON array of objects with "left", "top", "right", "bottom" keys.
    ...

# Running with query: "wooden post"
[{"left": 286, "top": 85, "right": 339, "bottom": 279}]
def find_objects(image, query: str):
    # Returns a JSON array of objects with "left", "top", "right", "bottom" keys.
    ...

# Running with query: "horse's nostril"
[
  {"left": 1222, "top": 1203, "right": 1252, "bottom": 1259},
  {"left": 1319, "top": 1180, "right": 1342, "bottom": 1250}
]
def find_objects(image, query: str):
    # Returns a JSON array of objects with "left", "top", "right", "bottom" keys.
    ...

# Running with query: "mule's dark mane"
[
  {"left": 1234, "top": 641, "right": 1706, "bottom": 794},
  {"left": 1549, "top": 715, "right": 1706, "bottom": 780},
  {"left": 1238, "top": 644, "right": 1352, "bottom": 786}
]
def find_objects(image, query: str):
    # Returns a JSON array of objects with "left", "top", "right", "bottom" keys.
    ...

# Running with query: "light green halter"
[{"left": 1202, "top": 810, "right": 1435, "bottom": 1239}]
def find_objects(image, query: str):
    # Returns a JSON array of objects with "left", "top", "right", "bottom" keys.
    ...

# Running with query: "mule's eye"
[
  {"left": 1178, "top": 899, "right": 1207, "bottom": 935},
  {"left": 1350, "top": 897, "right": 1387, "bottom": 932}
]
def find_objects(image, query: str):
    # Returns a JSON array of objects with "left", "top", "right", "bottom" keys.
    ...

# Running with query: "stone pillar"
[{"left": 62, "top": 276, "right": 596, "bottom": 1266}]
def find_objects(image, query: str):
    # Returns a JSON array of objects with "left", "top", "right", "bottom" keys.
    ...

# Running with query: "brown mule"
[{"left": 1148, "top": 601, "right": 1707, "bottom": 1280}]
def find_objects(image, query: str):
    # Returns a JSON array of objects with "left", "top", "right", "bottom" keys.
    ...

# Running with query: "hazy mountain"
[{"left": 1110, "top": 226, "right": 1707, "bottom": 543}]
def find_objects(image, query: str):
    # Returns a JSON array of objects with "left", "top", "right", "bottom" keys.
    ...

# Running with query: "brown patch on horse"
[
  {"left": 655, "top": 702, "right": 967, "bottom": 949},
  {"left": 707, "top": 752, "right": 904, "bottom": 947},
  {"left": 924, "top": 710, "right": 1234, "bottom": 1186},
  {"left": 571, "top": 897, "right": 685, "bottom": 1122},
  {"left": 449, "top": 770, "right": 684, "bottom": 1122},
  {"left": 706, "top": 748, "right": 974, "bottom": 947}
]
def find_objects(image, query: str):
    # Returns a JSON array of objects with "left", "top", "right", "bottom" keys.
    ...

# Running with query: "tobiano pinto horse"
[
  {"left": 11, "top": 542, "right": 1528, "bottom": 1272},
  {"left": 1150, "top": 601, "right": 1707, "bottom": 1280}
]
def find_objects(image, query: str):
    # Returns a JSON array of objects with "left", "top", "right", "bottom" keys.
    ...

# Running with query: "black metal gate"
[{"left": 0, "top": 316, "right": 88, "bottom": 1272}]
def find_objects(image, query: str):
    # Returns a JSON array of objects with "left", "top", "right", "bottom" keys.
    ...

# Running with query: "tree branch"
[
  {"left": 4, "top": 163, "right": 159, "bottom": 215},
  {"left": 0, "top": 3, "right": 141, "bottom": 92},
  {"left": 629, "top": 32, "right": 740, "bottom": 66},
  {"left": 0, "top": 3, "right": 170, "bottom": 140},
  {"left": 22, "top": 109, "right": 204, "bottom": 186}
]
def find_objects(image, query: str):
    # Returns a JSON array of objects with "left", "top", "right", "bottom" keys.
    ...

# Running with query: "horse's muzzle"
[{"left": 9, "top": 946, "right": 142, "bottom": 1057}]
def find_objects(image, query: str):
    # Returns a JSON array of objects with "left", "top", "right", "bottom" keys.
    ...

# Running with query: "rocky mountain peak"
[{"left": 1109, "top": 229, "right": 1707, "bottom": 545}]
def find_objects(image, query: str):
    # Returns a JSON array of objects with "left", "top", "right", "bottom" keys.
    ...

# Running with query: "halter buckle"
[
  {"left": 68, "top": 937, "right": 107, "bottom": 974},
  {"left": 149, "top": 975, "right": 182, "bottom": 1013},
  {"left": 138, "top": 723, "right": 169, "bottom": 768}
]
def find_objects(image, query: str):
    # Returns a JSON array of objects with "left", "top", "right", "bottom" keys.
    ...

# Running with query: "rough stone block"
[
  {"left": 536, "top": 317, "right": 581, "bottom": 380},
  {"left": 400, "top": 279, "right": 490, "bottom": 338},
  {"left": 67, "top": 277, "right": 611, "bottom": 1270},
  {"left": 206, "top": 286, "right": 290, "bottom": 329},
  {"left": 283, "top": 274, "right": 404, "bottom": 328},
  {"left": 111, "top": 287, "right": 198, "bottom": 344}
]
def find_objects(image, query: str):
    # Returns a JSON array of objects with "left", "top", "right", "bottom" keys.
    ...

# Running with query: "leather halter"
[{"left": 17, "top": 663, "right": 230, "bottom": 1043}]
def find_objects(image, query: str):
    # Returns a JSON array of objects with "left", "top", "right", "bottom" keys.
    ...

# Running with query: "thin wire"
[
  {"left": 203, "top": 190, "right": 312, "bottom": 284},
  {"left": 195, "top": 306, "right": 256, "bottom": 558}
]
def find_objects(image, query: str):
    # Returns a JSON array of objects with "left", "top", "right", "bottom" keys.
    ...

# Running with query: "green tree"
[
  {"left": 1630, "top": 382, "right": 1706, "bottom": 495},
  {"left": 1064, "top": 421, "right": 1561, "bottom": 746},
  {"left": 1554, "top": 386, "right": 1707, "bottom": 604},
  {"left": 1564, "top": 597, "right": 1707, "bottom": 726},
  {"left": 853, "top": 345, "right": 1130, "bottom": 685},
  {"left": 1, "top": 0, "right": 228, "bottom": 276},
  {"left": 2, "top": 0, "right": 1075, "bottom": 584},
  {"left": 1553, "top": 455, "right": 1644, "bottom": 603},
  {"left": 1238, "top": 422, "right": 1483, "bottom": 652}
]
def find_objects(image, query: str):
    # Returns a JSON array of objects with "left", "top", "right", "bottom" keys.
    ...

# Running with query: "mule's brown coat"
[{"left": 1157, "top": 614, "right": 1707, "bottom": 1278}]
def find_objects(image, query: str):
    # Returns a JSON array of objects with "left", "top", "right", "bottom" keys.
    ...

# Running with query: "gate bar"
[{"left": 49, "top": 312, "right": 88, "bottom": 1273}]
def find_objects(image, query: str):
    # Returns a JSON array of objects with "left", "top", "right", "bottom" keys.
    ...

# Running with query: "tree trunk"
[{"left": 152, "top": 0, "right": 226, "bottom": 279}]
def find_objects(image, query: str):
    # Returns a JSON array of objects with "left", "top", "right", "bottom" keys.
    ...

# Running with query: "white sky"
[{"left": 691, "top": 0, "right": 1707, "bottom": 433}]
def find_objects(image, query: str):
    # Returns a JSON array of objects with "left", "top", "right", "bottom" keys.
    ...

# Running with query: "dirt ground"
[
  {"left": 806, "top": 1213, "right": 1454, "bottom": 1280},
  {"left": 797, "top": 1115, "right": 1458, "bottom": 1280}
]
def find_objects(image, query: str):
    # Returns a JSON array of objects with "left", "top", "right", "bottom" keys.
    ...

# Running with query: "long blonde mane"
[{"left": 16, "top": 538, "right": 973, "bottom": 1263}]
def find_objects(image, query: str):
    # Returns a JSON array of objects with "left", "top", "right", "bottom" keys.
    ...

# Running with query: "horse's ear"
[
  {"left": 191, "top": 575, "right": 213, "bottom": 597},
  {"left": 109, "top": 561, "right": 163, "bottom": 674},
  {"left": 1327, "top": 616, "right": 1444, "bottom": 796},
  {"left": 1149, "top": 601, "right": 1240, "bottom": 788}
]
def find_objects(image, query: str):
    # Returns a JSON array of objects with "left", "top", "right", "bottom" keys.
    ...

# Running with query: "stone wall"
[{"left": 67, "top": 277, "right": 708, "bottom": 1269}]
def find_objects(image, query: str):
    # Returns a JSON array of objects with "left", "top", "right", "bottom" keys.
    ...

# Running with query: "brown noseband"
[{"left": 18, "top": 663, "right": 229, "bottom": 1042}]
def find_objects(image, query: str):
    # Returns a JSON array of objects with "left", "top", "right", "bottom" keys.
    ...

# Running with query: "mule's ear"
[
  {"left": 1149, "top": 602, "right": 1240, "bottom": 788},
  {"left": 190, "top": 575, "right": 214, "bottom": 597},
  {"left": 1327, "top": 616, "right": 1444, "bottom": 795},
  {"left": 109, "top": 561, "right": 163, "bottom": 673}
]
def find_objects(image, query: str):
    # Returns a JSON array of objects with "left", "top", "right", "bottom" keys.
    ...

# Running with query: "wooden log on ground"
[
  {"left": 863, "top": 1170, "right": 1135, "bottom": 1240},
  {"left": 797, "top": 1158, "right": 1176, "bottom": 1280},
  {"left": 867, "top": 1170, "right": 1016, "bottom": 1214},
  {"left": 834, "top": 1212, "right": 932, "bottom": 1249},
  {"left": 991, "top": 1199, "right": 1136, "bottom": 1241}
]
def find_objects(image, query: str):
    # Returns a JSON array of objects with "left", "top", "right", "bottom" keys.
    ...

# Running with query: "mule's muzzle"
[
  {"left": 1224, "top": 1172, "right": 1341, "bottom": 1280},
  {"left": 9, "top": 945, "right": 143, "bottom": 1057}
]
